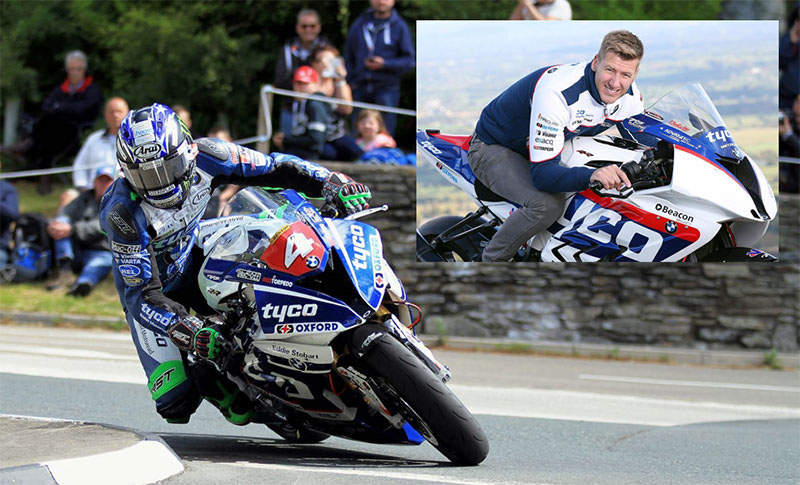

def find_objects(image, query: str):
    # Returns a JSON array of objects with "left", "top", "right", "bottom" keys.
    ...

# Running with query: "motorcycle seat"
[{"left": 474, "top": 177, "right": 507, "bottom": 202}]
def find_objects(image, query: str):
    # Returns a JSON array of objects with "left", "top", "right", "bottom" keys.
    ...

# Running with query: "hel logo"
[
  {"left": 351, "top": 224, "right": 369, "bottom": 270},
  {"left": 262, "top": 302, "right": 318, "bottom": 322},
  {"left": 284, "top": 232, "right": 315, "bottom": 268},
  {"left": 133, "top": 142, "right": 161, "bottom": 160},
  {"left": 375, "top": 272, "right": 385, "bottom": 288}
]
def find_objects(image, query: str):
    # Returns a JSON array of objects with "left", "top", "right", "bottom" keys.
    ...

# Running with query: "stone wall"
[{"left": 328, "top": 162, "right": 800, "bottom": 352}]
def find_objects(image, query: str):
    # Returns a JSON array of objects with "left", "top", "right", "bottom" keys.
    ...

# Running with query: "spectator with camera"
[{"left": 311, "top": 45, "right": 363, "bottom": 161}]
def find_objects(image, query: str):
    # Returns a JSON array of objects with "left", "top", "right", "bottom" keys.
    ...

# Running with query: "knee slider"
[{"left": 156, "top": 387, "right": 202, "bottom": 421}]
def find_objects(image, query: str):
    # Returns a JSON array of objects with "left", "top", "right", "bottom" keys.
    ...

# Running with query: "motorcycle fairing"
[
  {"left": 543, "top": 190, "right": 706, "bottom": 262},
  {"left": 416, "top": 130, "right": 476, "bottom": 184},
  {"left": 253, "top": 284, "right": 363, "bottom": 341},
  {"left": 326, "top": 219, "right": 385, "bottom": 311},
  {"left": 258, "top": 221, "right": 329, "bottom": 278}
]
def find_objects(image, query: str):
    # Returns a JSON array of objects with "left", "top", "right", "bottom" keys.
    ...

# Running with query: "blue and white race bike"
[
  {"left": 194, "top": 187, "right": 488, "bottom": 465},
  {"left": 417, "top": 84, "right": 777, "bottom": 262}
]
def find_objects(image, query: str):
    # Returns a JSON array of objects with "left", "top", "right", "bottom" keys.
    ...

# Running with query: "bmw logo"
[
  {"left": 306, "top": 255, "right": 320, "bottom": 268},
  {"left": 665, "top": 221, "right": 677, "bottom": 233},
  {"left": 732, "top": 147, "right": 743, "bottom": 159}
]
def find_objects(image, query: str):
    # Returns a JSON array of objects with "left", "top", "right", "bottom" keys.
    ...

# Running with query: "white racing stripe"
[
  {"left": 227, "top": 461, "right": 517, "bottom": 484},
  {"left": 578, "top": 374, "right": 800, "bottom": 393}
]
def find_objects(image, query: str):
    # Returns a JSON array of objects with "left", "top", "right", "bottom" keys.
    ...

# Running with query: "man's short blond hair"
[{"left": 598, "top": 30, "right": 644, "bottom": 62}]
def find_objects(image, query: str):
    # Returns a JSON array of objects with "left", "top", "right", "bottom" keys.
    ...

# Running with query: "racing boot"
[{"left": 202, "top": 378, "right": 254, "bottom": 426}]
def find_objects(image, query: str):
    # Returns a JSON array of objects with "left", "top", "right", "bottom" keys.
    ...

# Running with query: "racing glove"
[
  {"left": 167, "top": 316, "right": 226, "bottom": 361},
  {"left": 322, "top": 172, "right": 371, "bottom": 216}
]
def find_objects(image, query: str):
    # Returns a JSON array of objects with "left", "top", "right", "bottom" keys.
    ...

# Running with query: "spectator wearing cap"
[
  {"left": 344, "top": 0, "right": 414, "bottom": 136},
  {"left": 46, "top": 166, "right": 115, "bottom": 297},
  {"left": 271, "top": 66, "right": 331, "bottom": 160},
  {"left": 275, "top": 8, "right": 331, "bottom": 134}
]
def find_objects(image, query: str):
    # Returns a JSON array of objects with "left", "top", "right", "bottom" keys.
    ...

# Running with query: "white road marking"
[
  {"left": 0, "top": 343, "right": 139, "bottom": 361},
  {"left": 578, "top": 374, "right": 800, "bottom": 393},
  {"left": 226, "top": 461, "right": 520, "bottom": 484},
  {"left": 448, "top": 384, "right": 800, "bottom": 427}
]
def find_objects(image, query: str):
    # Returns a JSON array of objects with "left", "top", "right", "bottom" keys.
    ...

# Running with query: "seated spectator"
[
  {"left": 30, "top": 50, "right": 104, "bottom": 194},
  {"left": 45, "top": 166, "right": 114, "bottom": 297},
  {"left": 509, "top": 0, "right": 572, "bottom": 20},
  {"left": 275, "top": 8, "right": 331, "bottom": 133},
  {"left": 0, "top": 166, "right": 19, "bottom": 283},
  {"left": 344, "top": 0, "right": 415, "bottom": 136},
  {"left": 271, "top": 66, "right": 330, "bottom": 160},
  {"left": 356, "top": 109, "right": 396, "bottom": 151},
  {"left": 68, "top": 97, "right": 128, "bottom": 197},
  {"left": 311, "top": 45, "right": 363, "bottom": 161}
]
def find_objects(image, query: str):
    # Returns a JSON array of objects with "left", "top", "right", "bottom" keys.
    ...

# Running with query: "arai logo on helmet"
[{"left": 133, "top": 142, "right": 161, "bottom": 160}]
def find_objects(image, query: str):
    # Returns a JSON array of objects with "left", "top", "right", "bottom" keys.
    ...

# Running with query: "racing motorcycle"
[
  {"left": 193, "top": 187, "right": 488, "bottom": 465},
  {"left": 417, "top": 83, "right": 777, "bottom": 262}
]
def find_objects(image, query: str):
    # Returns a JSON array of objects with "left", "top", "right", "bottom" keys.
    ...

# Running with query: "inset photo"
[{"left": 416, "top": 21, "right": 779, "bottom": 263}]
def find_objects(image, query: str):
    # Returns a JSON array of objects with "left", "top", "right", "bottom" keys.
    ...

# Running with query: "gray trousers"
[{"left": 468, "top": 135, "right": 565, "bottom": 262}]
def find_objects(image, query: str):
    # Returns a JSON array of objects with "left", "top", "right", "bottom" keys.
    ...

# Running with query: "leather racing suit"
[
  {"left": 475, "top": 60, "right": 646, "bottom": 193},
  {"left": 99, "top": 137, "right": 332, "bottom": 420}
]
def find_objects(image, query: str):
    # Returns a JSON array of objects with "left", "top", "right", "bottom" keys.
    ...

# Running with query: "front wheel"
[{"left": 362, "top": 335, "right": 489, "bottom": 465}]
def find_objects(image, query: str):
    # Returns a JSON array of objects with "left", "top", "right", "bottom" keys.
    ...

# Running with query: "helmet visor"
[{"left": 122, "top": 140, "right": 196, "bottom": 197}]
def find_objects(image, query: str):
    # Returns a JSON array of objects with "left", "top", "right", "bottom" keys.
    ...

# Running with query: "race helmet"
[{"left": 116, "top": 103, "right": 197, "bottom": 209}]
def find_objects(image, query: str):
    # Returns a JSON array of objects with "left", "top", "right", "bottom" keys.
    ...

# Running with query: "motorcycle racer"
[
  {"left": 469, "top": 30, "right": 649, "bottom": 261},
  {"left": 99, "top": 103, "right": 370, "bottom": 424}
]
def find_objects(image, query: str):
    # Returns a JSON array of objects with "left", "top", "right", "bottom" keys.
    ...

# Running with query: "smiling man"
[{"left": 469, "top": 30, "right": 645, "bottom": 261}]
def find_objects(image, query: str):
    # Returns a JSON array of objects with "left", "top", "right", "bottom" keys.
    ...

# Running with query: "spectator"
[
  {"left": 70, "top": 97, "right": 128, "bottom": 192},
  {"left": 311, "top": 45, "right": 363, "bottom": 161},
  {"left": 0, "top": 166, "right": 19, "bottom": 282},
  {"left": 780, "top": 94, "right": 800, "bottom": 194},
  {"left": 275, "top": 8, "right": 331, "bottom": 133},
  {"left": 344, "top": 0, "right": 414, "bottom": 136},
  {"left": 271, "top": 66, "right": 330, "bottom": 160},
  {"left": 356, "top": 109, "right": 396, "bottom": 151},
  {"left": 30, "top": 50, "right": 104, "bottom": 194},
  {"left": 779, "top": 4, "right": 799, "bottom": 111},
  {"left": 172, "top": 105, "right": 195, "bottom": 138},
  {"left": 509, "top": 0, "right": 572, "bottom": 20},
  {"left": 45, "top": 166, "right": 114, "bottom": 297}
]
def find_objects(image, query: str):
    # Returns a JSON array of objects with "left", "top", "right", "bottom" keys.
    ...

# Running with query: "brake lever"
[{"left": 589, "top": 182, "right": 634, "bottom": 199}]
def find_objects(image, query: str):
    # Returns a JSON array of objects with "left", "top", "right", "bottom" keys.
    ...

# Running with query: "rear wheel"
[{"left": 362, "top": 335, "right": 489, "bottom": 465}]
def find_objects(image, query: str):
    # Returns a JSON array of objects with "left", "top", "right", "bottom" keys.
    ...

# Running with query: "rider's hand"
[
  {"left": 168, "top": 316, "right": 226, "bottom": 361},
  {"left": 323, "top": 172, "right": 371, "bottom": 216},
  {"left": 590, "top": 165, "right": 631, "bottom": 191}
]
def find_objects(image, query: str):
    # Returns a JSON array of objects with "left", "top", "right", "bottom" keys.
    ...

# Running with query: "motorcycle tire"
[
  {"left": 416, "top": 216, "right": 491, "bottom": 262},
  {"left": 362, "top": 335, "right": 489, "bottom": 465}
]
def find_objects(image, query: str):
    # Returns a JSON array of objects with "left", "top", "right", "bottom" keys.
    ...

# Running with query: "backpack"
[{"left": 12, "top": 213, "right": 53, "bottom": 282}]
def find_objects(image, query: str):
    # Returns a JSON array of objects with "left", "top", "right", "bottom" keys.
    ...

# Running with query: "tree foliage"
[{"left": 1, "top": 0, "right": 728, "bottom": 145}]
